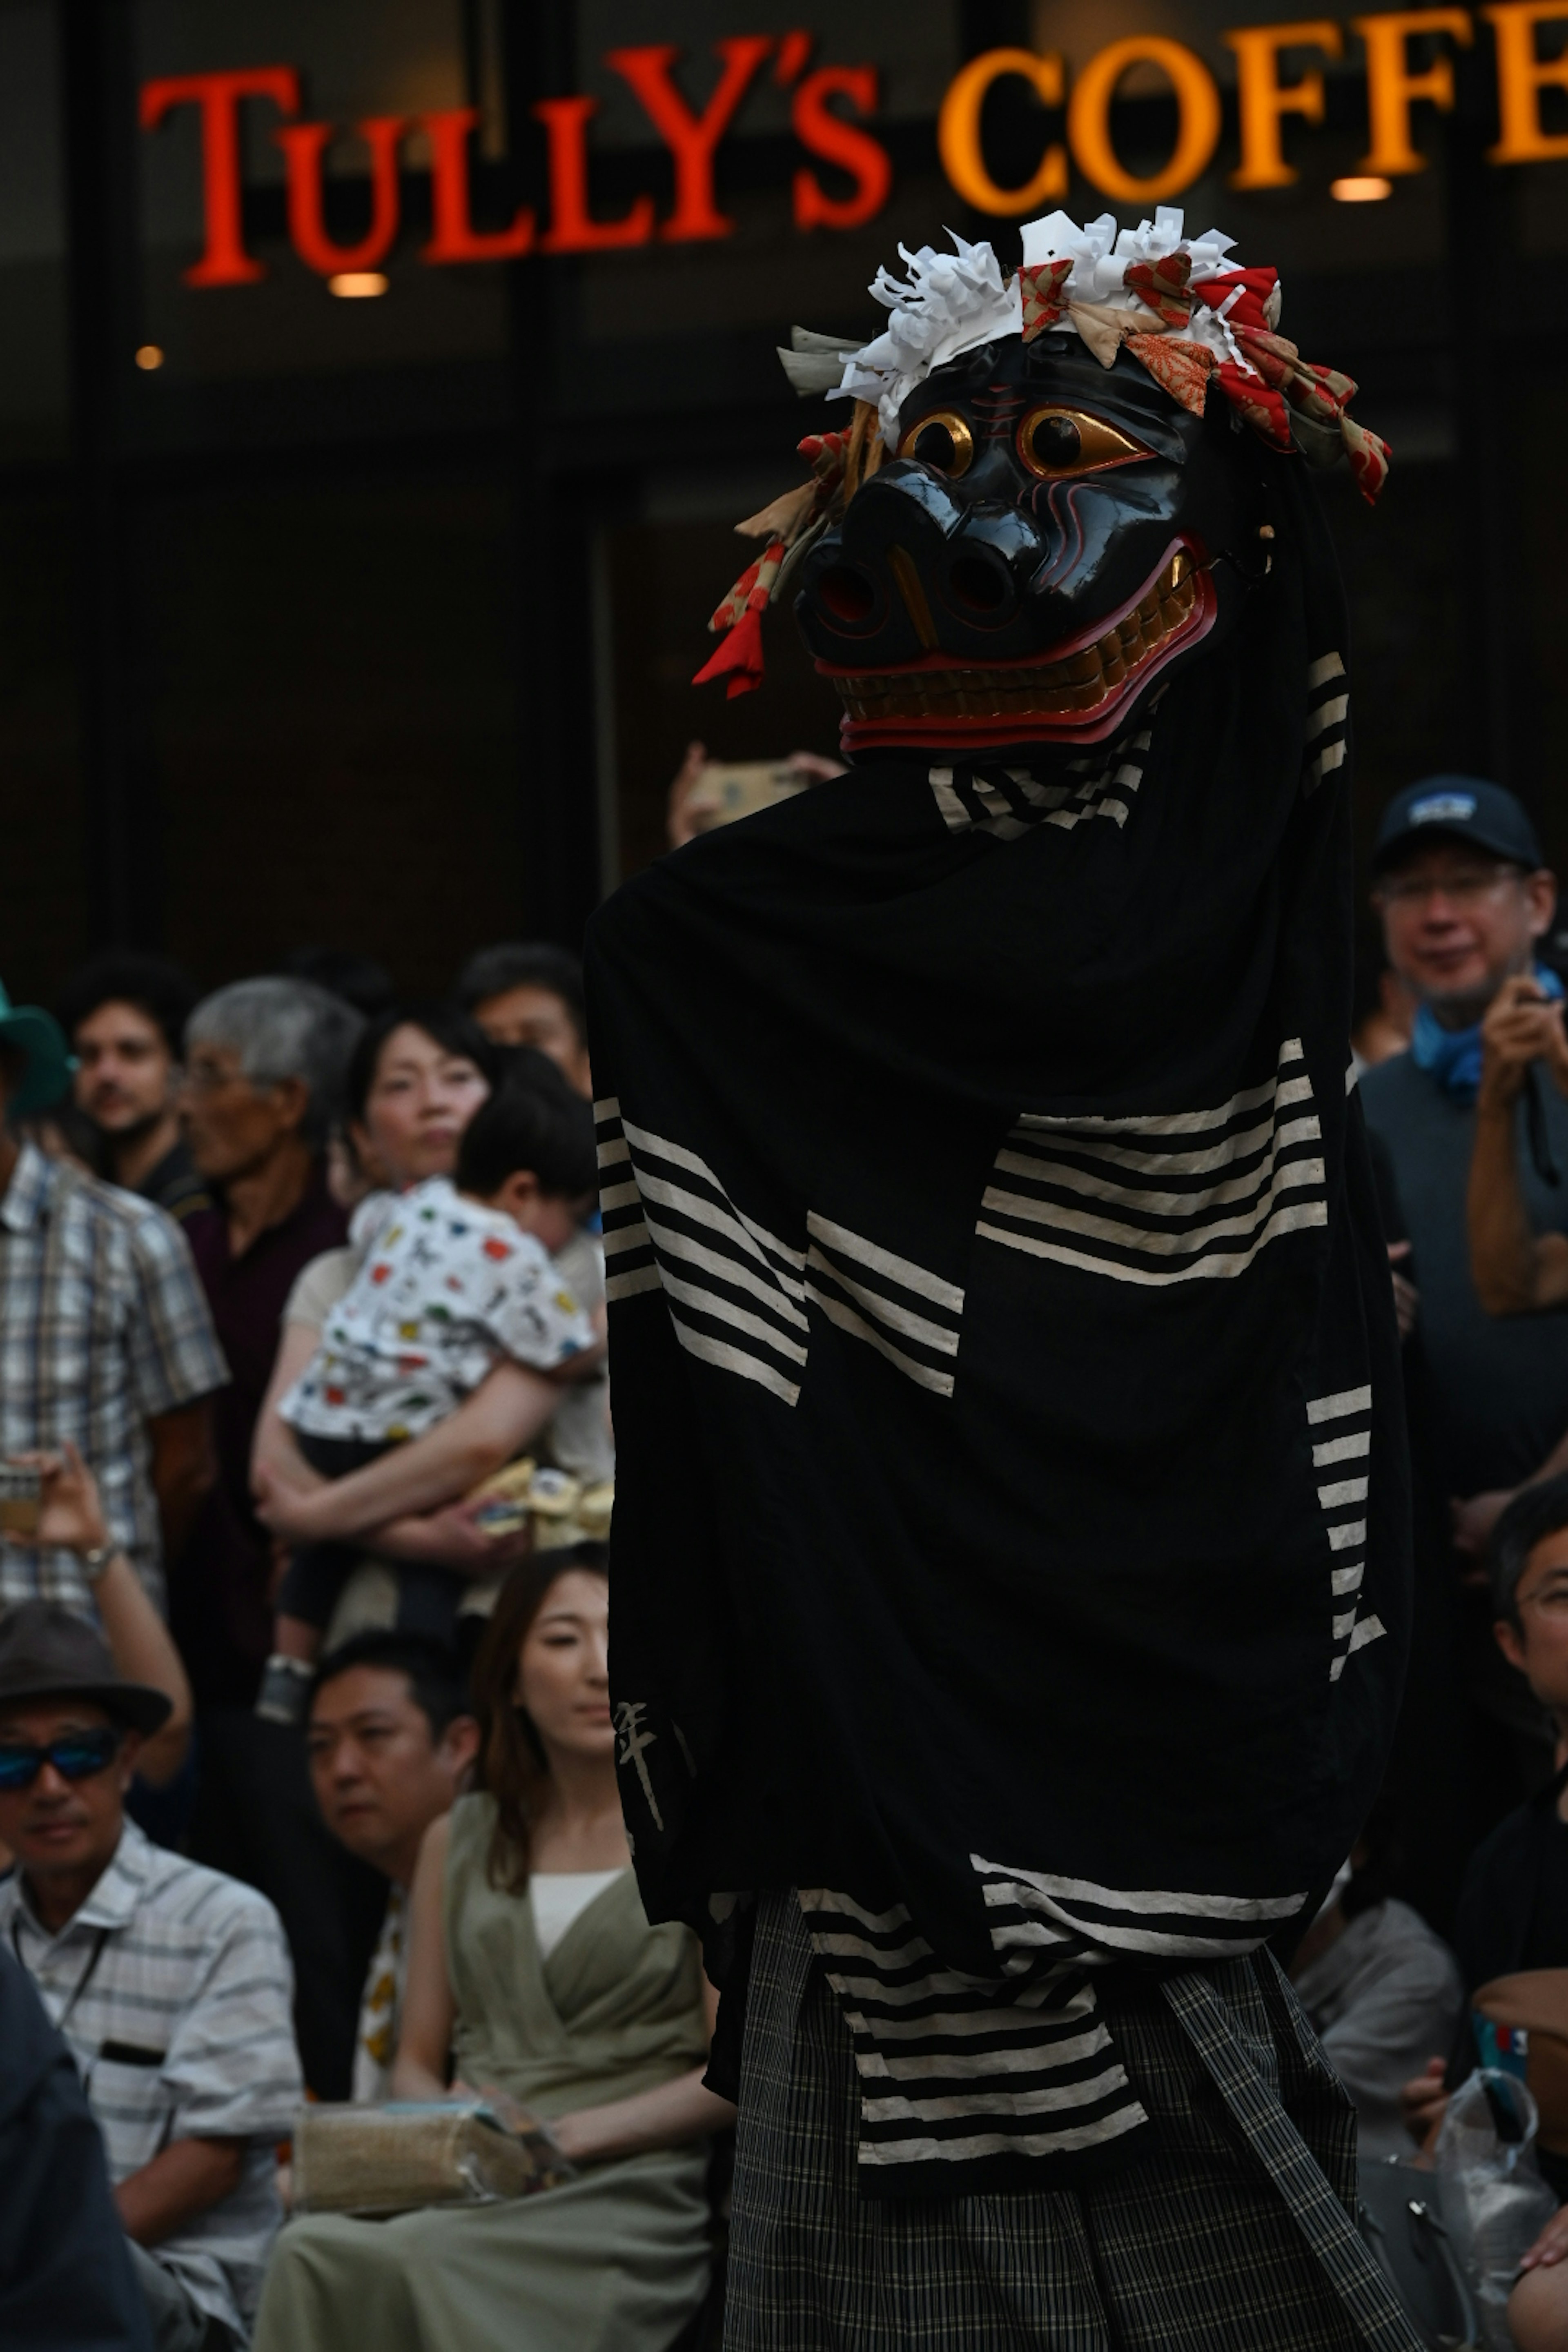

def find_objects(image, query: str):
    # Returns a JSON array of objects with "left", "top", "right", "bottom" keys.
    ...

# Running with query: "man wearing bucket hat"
[
  {"left": 0, "top": 975, "right": 226, "bottom": 1624},
  {"left": 0, "top": 1597, "right": 302, "bottom": 2350},
  {"left": 1360, "top": 779, "right": 1568, "bottom": 1822}
]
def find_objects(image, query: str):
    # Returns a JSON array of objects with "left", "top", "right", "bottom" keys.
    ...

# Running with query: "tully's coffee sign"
[{"left": 142, "top": 8, "right": 1568, "bottom": 288}]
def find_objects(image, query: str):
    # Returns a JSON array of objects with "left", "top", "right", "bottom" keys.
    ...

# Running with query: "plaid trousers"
[{"left": 724, "top": 1890, "right": 1422, "bottom": 2352}]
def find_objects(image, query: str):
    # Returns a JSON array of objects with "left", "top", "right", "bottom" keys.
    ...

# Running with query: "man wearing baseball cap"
[
  {"left": 1360, "top": 776, "right": 1568, "bottom": 1823},
  {"left": 0, "top": 1598, "right": 302, "bottom": 2348}
]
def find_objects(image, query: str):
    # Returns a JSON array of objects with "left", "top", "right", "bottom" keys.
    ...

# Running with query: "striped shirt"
[
  {"left": 0, "top": 1821, "right": 303, "bottom": 2341},
  {"left": 0, "top": 1144, "right": 228, "bottom": 1613}
]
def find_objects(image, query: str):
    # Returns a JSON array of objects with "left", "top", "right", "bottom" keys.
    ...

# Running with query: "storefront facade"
[{"left": 1, "top": 0, "right": 1563, "bottom": 995}]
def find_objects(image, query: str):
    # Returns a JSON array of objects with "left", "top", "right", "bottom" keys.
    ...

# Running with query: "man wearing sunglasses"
[{"left": 0, "top": 1603, "right": 302, "bottom": 2350}]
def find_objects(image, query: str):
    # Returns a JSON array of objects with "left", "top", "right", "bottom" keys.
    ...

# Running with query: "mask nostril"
[
  {"left": 816, "top": 564, "right": 877, "bottom": 624},
  {"left": 948, "top": 556, "right": 1010, "bottom": 614}
]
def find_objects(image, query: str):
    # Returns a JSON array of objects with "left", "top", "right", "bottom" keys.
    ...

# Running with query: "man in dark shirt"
[
  {"left": 173, "top": 976, "right": 385, "bottom": 2100},
  {"left": 0, "top": 1944, "right": 152, "bottom": 2352},
  {"left": 57, "top": 953, "right": 211, "bottom": 1225},
  {"left": 1359, "top": 779, "right": 1568, "bottom": 1816}
]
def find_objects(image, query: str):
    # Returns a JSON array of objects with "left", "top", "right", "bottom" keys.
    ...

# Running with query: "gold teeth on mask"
[{"left": 837, "top": 552, "right": 1197, "bottom": 724}]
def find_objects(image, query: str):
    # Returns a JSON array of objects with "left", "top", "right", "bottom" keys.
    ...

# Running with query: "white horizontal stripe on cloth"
[
  {"left": 829, "top": 1993, "right": 1098, "bottom": 2038},
  {"left": 620, "top": 1120, "right": 804, "bottom": 1286},
  {"left": 805, "top": 1249, "right": 959, "bottom": 1354},
  {"left": 1017, "top": 1056, "right": 1305, "bottom": 1141},
  {"left": 597, "top": 1178, "right": 641, "bottom": 1212},
  {"left": 646, "top": 1211, "right": 809, "bottom": 1332},
  {"left": 798, "top": 1889, "right": 910, "bottom": 1933},
  {"left": 928, "top": 771, "right": 971, "bottom": 831},
  {"left": 978, "top": 1198, "right": 1329, "bottom": 1283},
  {"left": 1001, "top": 1104, "right": 1319, "bottom": 1180},
  {"left": 602, "top": 1219, "right": 653, "bottom": 1257},
  {"left": 990, "top": 1917, "right": 1279, "bottom": 1960},
  {"left": 1328, "top": 1521, "right": 1367, "bottom": 1551},
  {"left": 606, "top": 1264, "right": 662, "bottom": 1301},
  {"left": 595, "top": 1135, "right": 630, "bottom": 1168},
  {"left": 665, "top": 1316, "right": 801, "bottom": 1406},
  {"left": 1332, "top": 1562, "right": 1366, "bottom": 1595},
  {"left": 860, "top": 2026, "right": 1114, "bottom": 2079},
  {"left": 974, "top": 774, "right": 1065, "bottom": 815},
  {"left": 1307, "top": 739, "right": 1348, "bottom": 786},
  {"left": 981, "top": 1161, "right": 1325, "bottom": 1259},
  {"left": 1308, "top": 1385, "right": 1372, "bottom": 1422},
  {"left": 797, "top": 1924, "right": 937, "bottom": 1970},
  {"left": 806, "top": 1211, "right": 965, "bottom": 1314},
  {"left": 975, "top": 1860, "right": 1304, "bottom": 1922},
  {"left": 857, "top": 2105, "right": 1149, "bottom": 2166},
  {"left": 1330, "top": 1655, "right": 1347, "bottom": 1682},
  {"left": 1307, "top": 650, "right": 1345, "bottom": 689},
  {"left": 812, "top": 1292, "right": 956, "bottom": 1396},
  {"left": 592, "top": 1094, "right": 622, "bottom": 1120},
  {"left": 991, "top": 1130, "right": 1322, "bottom": 1218},
  {"left": 735, "top": 1208, "right": 806, "bottom": 1281},
  {"left": 625, "top": 1163, "right": 782, "bottom": 1281},
  {"left": 1318, "top": 1477, "right": 1369, "bottom": 1508},
  {"left": 816, "top": 1968, "right": 1018, "bottom": 2010},
  {"left": 1333, "top": 1610, "right": 1356, "bottom": 1640},
  {"left": 1349, "top": 1614, "right": 1387, "bottom": 1653},
  {"left": 860, "top": 2068, "right": 1132, "bottom": 2123},
  {"left": 658, "top": 1268, "right": 808, "bottom": 1366},
  {"left": 1312, "top": 1430, "right": 1370, "bottom": 1466},
  {"left": 1306, "top": 694, "right": 1350, "bottom": 739}
]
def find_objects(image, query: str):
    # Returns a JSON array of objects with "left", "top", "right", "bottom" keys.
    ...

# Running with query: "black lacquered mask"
[{"left": 791, "top": 334, "right": 1258, "bottom": 757}]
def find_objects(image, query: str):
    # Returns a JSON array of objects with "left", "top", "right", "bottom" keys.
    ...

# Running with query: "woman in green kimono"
[{"left": 254, "top": 1541, "right": 732, "bottom": 2352}]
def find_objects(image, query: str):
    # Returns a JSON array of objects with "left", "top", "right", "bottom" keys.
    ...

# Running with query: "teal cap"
[{"left": 0, "top": 980, "right": 74, "bottom": 1115}]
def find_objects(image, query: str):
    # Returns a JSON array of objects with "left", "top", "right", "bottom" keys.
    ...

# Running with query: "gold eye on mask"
[
  {"left": 897, "top": 410, "right": 974, "bottom": 478},
  {"left": 1016, "top": 407, "right": 1148, "bottom": 480}
]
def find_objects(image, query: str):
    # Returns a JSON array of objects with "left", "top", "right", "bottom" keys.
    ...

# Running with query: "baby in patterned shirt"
[{"left": 257, "top": 1082, "right": 601, "bottom": 1719}]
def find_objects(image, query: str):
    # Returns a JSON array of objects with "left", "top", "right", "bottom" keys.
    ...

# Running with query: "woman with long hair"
[{"left": 253, "top": 1544, "right": 730, "bottom": 2352}]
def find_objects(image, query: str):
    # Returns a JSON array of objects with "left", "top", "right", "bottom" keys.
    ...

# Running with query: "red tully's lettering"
[
  {"left": 535, "top": 96, "right": 657, "bottom": 250},
  {"left": 139, "top": 67, "right": 301, "bottom": 286},
  {"left": 421, "top": 106, "right": 535, "bottom": 261},
  {"left": 792, "top": 64, "right": 892, "bottom": 227},
  {"left": 276, "top": 116, "right": 408, "bottom": 274},
  {"left": 606, "top": 37, "right": 775, "bottom": 240}
]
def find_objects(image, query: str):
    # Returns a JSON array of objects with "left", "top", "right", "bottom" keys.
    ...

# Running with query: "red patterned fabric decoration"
[
  {"left": 695, "top": 427, "right": 856, "bottom": 696},
  {"left": 1123, "top": 332, "right": 1214, "bottom": 418},
  {"left": 1123, "top": 251, "right": 1192, "bottom": 328},
  {"left": 1191, "top": 273, "right": 1388, "bottom": 501},
  {"left": 1019, "top": 257, "right": 1073, "bottom": 343}
]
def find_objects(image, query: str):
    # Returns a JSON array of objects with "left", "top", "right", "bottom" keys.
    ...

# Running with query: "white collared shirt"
[{"left": 0, "top": 1820, "right": 302, "bottom": 2342}]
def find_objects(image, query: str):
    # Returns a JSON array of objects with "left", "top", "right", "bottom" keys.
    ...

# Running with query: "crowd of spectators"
[{"left": 10, "top": 763, "right": 1568, "bottom": 2348}]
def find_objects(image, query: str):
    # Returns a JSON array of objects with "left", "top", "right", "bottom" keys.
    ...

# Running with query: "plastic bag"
[
  {"left": 292, "top": 2097, "right": 575, "bottom": 2216},
  {"left": 1435, "top": 2069, "right": 1559, "bottom": 2349}
]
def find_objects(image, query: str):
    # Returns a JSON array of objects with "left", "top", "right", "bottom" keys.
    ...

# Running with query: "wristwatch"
[{"left": 79, "top": 1544, "right": 115, "bottom": 1582}]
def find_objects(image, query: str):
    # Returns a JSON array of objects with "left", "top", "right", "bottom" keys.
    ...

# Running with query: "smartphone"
[{"left": 0, "top": 1462, "right": 42, "bottom": 1537}]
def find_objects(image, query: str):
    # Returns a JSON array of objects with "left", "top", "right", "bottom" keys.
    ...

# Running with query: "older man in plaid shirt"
[{"left": 0, "top": 982, "right": 225, "bottom": 1618}]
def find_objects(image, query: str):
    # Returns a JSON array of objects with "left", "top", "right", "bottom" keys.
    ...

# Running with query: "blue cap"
[{"left": 1372, "top": 776, "right": 1544, "bottom": 875}]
